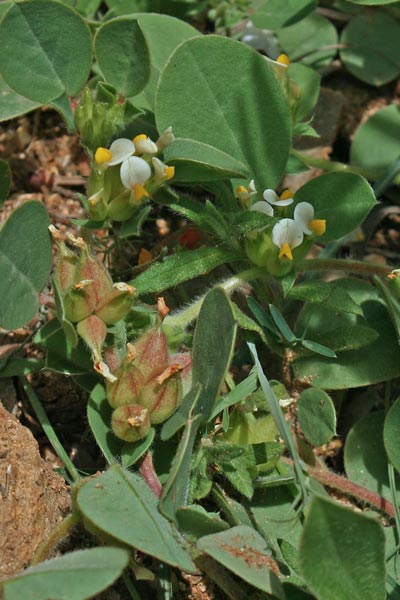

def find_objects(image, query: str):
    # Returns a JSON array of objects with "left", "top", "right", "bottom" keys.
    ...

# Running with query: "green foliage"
[
  {"left": 0, "top": 201, "right": 52, "bottom": 330},
  {"left": 294, "top": 172, "right": 377, "bottom": 242},
  {"left": 340, "top": 11, "right": 400, "bottom": 86},
  {"left": 132, "top": 247, "right": 243, "bottom": 294},
  {"left": 384, "top": 396, "right": 400, "bottom": 476},
  {"left": 0, "top": 76, "right": 41, "bottom": 122},
  {"left": 299, "top": 496, "right": 386, "bottom": 600},
  {"left": 277, "top": 13, "right": 338, "bottom": 68},
  {"left": 156, "top": 35, "right": 291, "bottom": 190},
  {"left": 76, "top": 465, "right": 196, "bottom": 572},
  {"left": 297, "top": 388, "right": 336, "bottom": 446},
  {"left": 252, "top": 0, "right": 316, "bottom": 30},
  {"left": 287, "top": 62, "right": 321, "bottom": 122},
  {"left": 351, "top": 105, "right": 400, "bottom": 175},
  {"left": 2, "top": 548, "right": 129, "bottom": 600},
  {"left": 94, "top": 18, "right": 151, "bottom": 97},
  {"left": 0, "top": 1, "right": 92, "bottom": 104},
  {"left": 197, "top": 525, "right": 285, "bottom": 597},
  {"left": 345, "top": 411, "right": 400, "bottom": 500},
  {"left": 294, "top": 279, "right": 400, "bottom": 389}
]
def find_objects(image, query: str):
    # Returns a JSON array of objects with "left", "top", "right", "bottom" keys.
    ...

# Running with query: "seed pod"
[
  {"left": 95, "top": 283, "right": 135, "bottom": 325},
  {"left": 77, "top": 314, "right": 107, "bottom": 361},
  {"left": 106, "top": 363, "right": 144, "bottom": 409},
  {"left": 63, "top": 281, "right": 96, "bottom": 323},
  {"left": 140, "top": 372, "right": 182, "bottom": 425},
  {"left": 111, "top": 404, "right": 151, "bottom": 442},
  {"left": 134, "top": 328, "right": 169, "bottom": 381}
]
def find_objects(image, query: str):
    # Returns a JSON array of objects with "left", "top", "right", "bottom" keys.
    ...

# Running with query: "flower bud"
[
  {"left": 95, "top": 283, "right": 135, "bottom": 325},
  {"left": 140, "top": 371, "right": 182, "bottom": 425},
  {"left": 106, "top": 363, "right": 144, "bottom": 409},
  {"left": 388, "top": 269, "right": 400, "bottom": 299},
  {"left": 156, "top": 126, "right": 175, "bottom": 151},
  {"left": 77, "top": 314, "right": 107, "bottom": 361},
  {"left": 111, "top": 404, "right": 151, "bottom": 442},
  {"left": 106, "top": 192, "right": 135, "bottom": 222},
  {"left": 134, "top": 328, "right": 169, "bottom": 381}
]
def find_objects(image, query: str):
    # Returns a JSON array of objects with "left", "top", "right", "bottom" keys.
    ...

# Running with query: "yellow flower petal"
[
  {"left": 95, "top": 147, "right": 112, "bottom": 164},
  {"left": 309, "top": 219, "right": 326, "bottom": 236},
  {"left": 279, "top": 188, "right": 293, "bottom": 200},
  {"left": 164, "top": 165, "right": 175, "bottom": 180},
  {"left": 133, "top": 134, "right": 148, "bottom": 143},
  {"left": 279, "top": 242, "right": 293, "bottom": 260},
  {"left": 277, "top": 53, "right": 290, "bottom": 66},
  {"left": 133, "top": 183, "right": 149, "bottom": 202}
]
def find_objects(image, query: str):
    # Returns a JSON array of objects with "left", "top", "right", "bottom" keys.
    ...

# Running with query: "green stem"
[
  {"left": 122, "top": 571, "right": 142, "bottom": 600},
  {"left": 163, "top": 267, "right": 264, "bottom": 330},
  {"left": 31, "top": 511, "right": 80, "bottom": 565},
  {"left": 297, "top": 258, "right": 391, "bottom": 277},
  {"left": 290, "top": 148, "right": 381, "bottom": 180},
  {"left": 21, "top": 377, "right": 81, "bottom": 483}
]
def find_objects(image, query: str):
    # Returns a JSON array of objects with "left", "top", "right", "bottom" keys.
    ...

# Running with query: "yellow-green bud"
[{"left": 111, "top": 404, "right": 151, "bottom": 442}]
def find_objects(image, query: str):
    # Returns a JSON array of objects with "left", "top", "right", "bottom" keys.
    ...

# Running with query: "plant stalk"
[
  {"left": 297, "top": 257, "right": 391, "bottom": 277},
  {"left": 290, "top": 148, "right": 381, "bottom": 180},
  {"left": 31, "top": 511, "right": 80, "bottom": 565}
]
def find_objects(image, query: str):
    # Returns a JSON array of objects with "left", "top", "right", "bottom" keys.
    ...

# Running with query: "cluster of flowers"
[
  {"left": 237, "top": 180, "right": 326, "bottom": 261},
  {"left": 89, "top": 128, "right": 175, "bottom": 219}
]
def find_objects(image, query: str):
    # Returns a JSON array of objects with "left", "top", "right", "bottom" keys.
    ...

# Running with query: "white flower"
[
  {"left": 236, "top": 179, "right": 257, "bottom": 203},
  {"left": 151, "top": 157, "right": 175, "bottom": 181},
  {"left": 294, "top": 202, "right": 326, "bottom": 236},
  {"left": 120, "top": 156, "right": 151, "bottom": 202},
  {"left": 133, "top": 134, "right": 158, "bottom": 155},
  {"left": 263, "top": 188, "right": 294, "bottom": 207},
  {"left": 94, "top": 138, "right": 135, "bottom": 167},
  {"left": 272, "top": 218, "right": 303, "bottom": 260},
  {"left": 249, "top": 200, "right": 274, "bottom": 217}
]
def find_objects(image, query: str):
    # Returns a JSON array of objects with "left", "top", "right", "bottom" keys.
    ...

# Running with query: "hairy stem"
[
  {"left": 139, "top": 452, "right": 162, "bottom": 498},
  {"left": 282, "top": 457, "right": 395, "bottom": 519},
  {"left": 164, "top": 267, "right": 264, "bottom": 330},
  {"left": 297, "top": 257, "right": 391, "bottom": 277},
  {"left": 31, "top": 511, "right": 80, "bottom": 565}
]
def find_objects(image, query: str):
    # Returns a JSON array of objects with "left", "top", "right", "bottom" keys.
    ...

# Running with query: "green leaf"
[
  {"left": 2, "top": 547, "right": 129, "bottom": 600},
  {"left": 0, "top": 0, "right": 92, "bottom": 103},
  {"left": 77, "top": 464, "right": 196, "bottom": 572},
  {"left": 0, "top": 75, "right": 41, "bottom": 121},
  {"left": 294, "top": 172, "right": 377, "bottom": 242},
  {"left": 345, "top": 411, "right": 400, "bottom": 501},
  {"left": 118, "top": 204, "right": 151, "bottom": 238},
  {"left": 0, "top": 357, "right": 44, "bottom": 377},
  {"left": 131, "top": 13, "right": 199, "bottom": 109},
  {"left": 301, "top": 339, "right": 337, "bottom": 358},
  {"left": 306, "top": 324, "right": 378, "bottom": 353},
  {"left": 224, "top": 462, "right": 254, "bottom": 500},
  {"left": 297, "top": 388, "right": 336, "bottom": 446},
  {"left": 197, "top": 525, "right": 285, "bottom": 598},
  {"left": 95, "top": 18, "right": 150, "bottom": 97},
  {"left": 0, "top": 201, "right": 52, "bottom": 330},
  {"left": 293, "top": 279, "right": 400, "bottom": 389},
  {"left": 252, "top": 0, "right": 316, "bottom": 30},
  {"left": 52, "top": 277, "right": 78, "bottom": 348},
  {"left": 231, "top": 303, "right": 267, "bottom": 343},
  {"left": 36, "top": 319, "right": 92, "bottom": 376},
  {"left": 165, "top": 196, "right": 229, "bottom": 240},
  {"left": 269, "top": 304, "right": 297, "bottom": 343},
  {"left": 87, "top": 384, "right": 123, "bottom": 464},
  {"left": 384, "top": 396, "right": 400, "bottom": 476},
  {"left": 228, "top": 210, "right": 274, "bottom": 239},
  {"left": 277, "top": 13, "right": 338, "bottom": 68},
  {"left": 131, "top": 247, "right": 243, "bottom": 294},
  {"left": 299, "top": 496, "right": 386, "bottom": 600},
  {"left": 192, "top": 288, "right": 237, "bottom": 424},
  {"left": 250, "top": 485, "right": 303, "bottom": 543},
  {"left": 351, "top": 105, "right": 400, "bottom": 175},
  {"left": 211, "top": 371, "right": 258, "bottom": 420},
  {"left": 176, "top": 505, "right": 229, "bottom": 541},
  {"left": 373, "top": 275, "right": 400, "bottom": 343},
  {"left": 156, "top": 35, "right": 291, "bottom": 190},
  {"left": 120, "top": 427, "right": 155, "bottom": 469},
  {"left": 346, "top": 0, "right": 398, "bottom": 3},
  {"left": 340, "top": 12, "right": 400, "bottom": 86},
  {"left": 0, "top": 159, "right": 11, "bottom": 204},
  {"left": 288, "top": 62, "right": 321, "bottom": 122},
  {"left": 164, "top": 138, "right": 249, "bottom": 182},
  {"left": 288, "top": 280, "right": 363, "bottom": 316}
]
